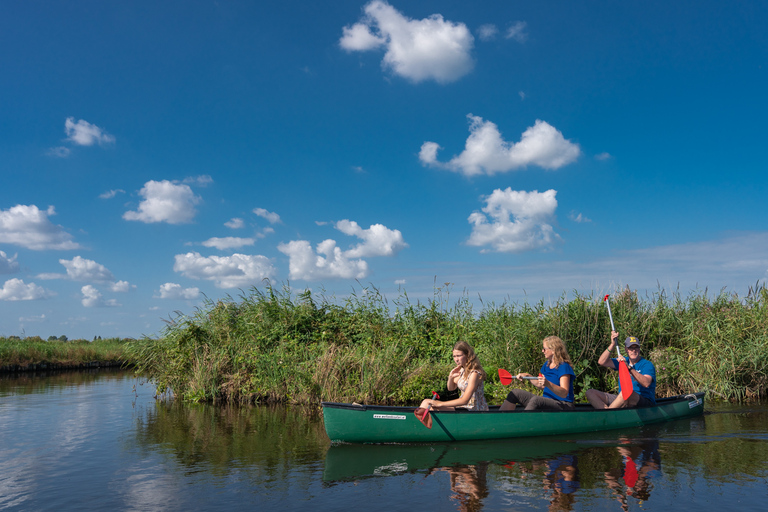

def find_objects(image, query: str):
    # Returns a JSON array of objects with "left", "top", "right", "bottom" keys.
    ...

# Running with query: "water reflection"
[
  {"left": 603, "top": 438, "right": 660, "bottom": 510},
  {"left": 431, "top": 463, "right": 489, "bottom": 512}
]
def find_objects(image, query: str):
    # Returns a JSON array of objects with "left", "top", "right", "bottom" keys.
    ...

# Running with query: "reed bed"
[
  {"left": 0, "top": 337, "right": 132, "bottom": 369},
  {"left": 128, "top": 283, "right": 768, "bottom": 405}
]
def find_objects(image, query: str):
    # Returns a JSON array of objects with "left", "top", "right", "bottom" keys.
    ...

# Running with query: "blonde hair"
[
  {"left": 543, "top": 336, "right": 572, "bottom": 367},
  {"left": 454, "top": 341, "right": 487, "bottom": 381}
]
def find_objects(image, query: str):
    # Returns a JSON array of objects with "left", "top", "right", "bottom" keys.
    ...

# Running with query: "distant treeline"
[
  {"left": 128, "top": 283, "right": 768, "bottom": 405},
  {"left": 0, "top": 337, "right": 135, "bottom": 371}
]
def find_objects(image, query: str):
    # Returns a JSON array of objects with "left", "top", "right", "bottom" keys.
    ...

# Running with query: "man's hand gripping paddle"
[{"left": 604, "top": 295, "right": 634, "bottom": 401}]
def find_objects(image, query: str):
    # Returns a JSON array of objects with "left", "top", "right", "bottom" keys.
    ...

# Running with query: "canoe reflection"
[{"left": 323, "top": 435, "right": 663, "bottom": 511}]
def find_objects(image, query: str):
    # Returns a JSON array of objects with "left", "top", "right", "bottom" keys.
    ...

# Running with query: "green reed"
[
  {"left": 0, "top": 337, "right": 132, "bottom": 368},
  {"left": 128, "top": 282, "right": 768, "bottom": 404}
]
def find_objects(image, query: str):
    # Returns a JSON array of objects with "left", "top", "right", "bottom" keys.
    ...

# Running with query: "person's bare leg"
[{"left": 586, "top": 389, "right": 611, "bottom": 409}]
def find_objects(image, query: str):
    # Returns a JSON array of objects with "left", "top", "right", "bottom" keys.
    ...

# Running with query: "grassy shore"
[
  {"left": 0, "top": 337, "right": 134, "bottom": 370},
  {"left": 128, "top": 283, "right": 768, "bottom": 405}
]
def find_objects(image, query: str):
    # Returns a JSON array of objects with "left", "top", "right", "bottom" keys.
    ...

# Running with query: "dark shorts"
[{"left": 636, "top": 395, "right": 655, "bottom": 408}]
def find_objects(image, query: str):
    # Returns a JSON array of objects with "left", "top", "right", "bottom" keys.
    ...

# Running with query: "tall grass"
[
  {"left": 128, "top": 283, "right": 768, "bottom": 404},
  {"left": 0, "top": 337, "right": 131, "bottom": 368}
]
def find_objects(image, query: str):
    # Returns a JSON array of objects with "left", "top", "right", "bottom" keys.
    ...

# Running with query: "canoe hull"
[{"left": 322, "top": 392, "right": 705, "bottom": 443}]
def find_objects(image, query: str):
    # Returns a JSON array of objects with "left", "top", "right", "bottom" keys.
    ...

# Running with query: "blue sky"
[{"left": 2, "top": 1, "right": 767, "bottom": 340}]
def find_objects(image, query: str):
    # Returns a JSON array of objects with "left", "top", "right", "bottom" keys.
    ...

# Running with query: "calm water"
[{"left": 1, "top": 370, "right": 767, "bottom": 511}]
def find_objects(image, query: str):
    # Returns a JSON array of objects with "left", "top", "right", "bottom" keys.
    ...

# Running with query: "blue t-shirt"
[
  {"left": 612, "top": 357, "right": 656, "bottom": 405},
  {"left": 540, "top": 361, "right": 575, "bottom": 402}
]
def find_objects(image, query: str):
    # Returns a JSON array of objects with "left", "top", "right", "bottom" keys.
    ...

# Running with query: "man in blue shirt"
[{"left": 586, "top": 331, "right": 656, "bottom": 408}]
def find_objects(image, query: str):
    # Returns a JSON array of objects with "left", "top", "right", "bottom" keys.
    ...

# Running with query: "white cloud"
[
  {"left": 420, "top": 115, "right": 581, "bottom": 176},
  {"left": 183, "top": 175, "right": 213, "bottom": 187},
  {"left": 81, "top": 285, "right": 119, "bottom": 307},
  {"left": 0, "top": 251, "right": 19, "bottom": 274},
  {"left": 477, "top": 24, "right": 498, "bottom": 41},
  {"left": 595, "top": 152, "right": 612, "bottom": 160},
  {"left": 278, "top": 240, "right": 368, "bottom": 281},
  {"left": 64, "top": 117, "right": 115, "bottom": 146},
  {"left": 505, "top": 21, "right": 528, "bottom": 42},
  {"left": 467, "top": 188, "right": 561, "bottom": 253},
  {"left": 99, "top": 189, "right": 125, "bottom": 199},
  {"left": 0, "top": 279, "right": 54, "bottom": 301},
  {"left": 47, "top": 146, "right": 70, "bottom": 158},
  {"left": 340, "top": 0, "right": 474, "bottom": 84},
  {"left": 225, "top": 217, "right": 245, "bottom": 229},
  {"left": 202, "top": 237, "right": 256, "bottom": 250},
  {"left": 253, "top": 208, "right": 281, "bottom": 224},
  {"left": 59, "top": 256, "right": 115, "bottom": 282},
  {"left": 123, "top": 180, "right": 201, "bottom": 224},
  {"left": 335, "top": 220, "right": 408, "bottom": 257},
  {"left": 173, "top": 252, "right": 276, "bottom": 289},
  {"left": 569, "top": 211, "right": 592, "bottom": 223},
  {"left": 0, "top": 204, "right": 80, "bottom": 250},
  {"left": 155, "top": 282, "right": 200, "bottom": 300},
  {"left": 277, "top": 220, "right": 407, "bottom": 281},
  {"left": 110, "top": 280, "right": 132, "bottom": 292}
]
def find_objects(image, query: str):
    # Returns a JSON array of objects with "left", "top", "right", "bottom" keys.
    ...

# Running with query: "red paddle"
[
  {"left": 604, "top": 295, "right": 633, "bottom": 401},
  {"left": 623, "top": 455, "right": 639, "bottom": 487},
  {"left": 498, "top": 369, "right": 543, "bottom": 385},
  {"left": 414, "top": 392, "right": 439, "bottom": 429}
]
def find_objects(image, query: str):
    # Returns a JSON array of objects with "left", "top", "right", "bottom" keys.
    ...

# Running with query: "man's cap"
[{"left": 624, "top": 336, "right": 641, "bottom": 348}]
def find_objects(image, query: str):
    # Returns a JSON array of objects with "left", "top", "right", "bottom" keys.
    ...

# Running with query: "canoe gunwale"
[{"left": 322, "top": 391, "right": 705, "bottom": 414}]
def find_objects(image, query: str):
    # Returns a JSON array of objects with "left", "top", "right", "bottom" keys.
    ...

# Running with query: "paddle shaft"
[{"left": 604, "top": 295, "right": 634, "bottom": 401}]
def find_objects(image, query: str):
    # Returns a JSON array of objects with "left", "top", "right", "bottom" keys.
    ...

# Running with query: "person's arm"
[
  {"left": 446, "top": 365, "right": 461, "bottom": 391},
  {"left": 533, "top": 373, "right": 571, "bottom": 398},
  {"left": 629, "top": 362, "right": 653, "bottom": 388},
  {"left": 430, "top": 371, "right": 479, "bottom": 408},
  {"left": 598, "top": 331, "right": 620, "bottom": 370}
]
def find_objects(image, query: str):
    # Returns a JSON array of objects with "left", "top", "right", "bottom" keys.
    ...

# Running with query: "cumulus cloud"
[
  {"left": 59, "top": 256, "right": 115, "bottom": 282},
  {"left": 225, "top": 218, "right": 245, "bottom": 229},
  {"left": 335, "top": 220, "right": 408, "bottom": 257},
  {"left": 123, "top": 180, "right": 202, "bottom": 224},
  {"left": 340, "top": 0, "right": 474, "bottom": 84},
  {"left": 595, "top": 152, "right": 612, "bottom": 161},
  {"left": 467, "top": 188, "right": 561, "bottom": 253},
  {"left": 420, "top": 115, "right": 581, "bottom": 176},
  {"left": 155, "top": 282, "right": 200, "bottom": 300},
  {"left": 173, "top": 252, "right": 276, "bottom": 289},
  {"left": 0, "top": 205, "right": 79, "bottom": 250},
  {"left": 0, "top": 251, "right": 19, "bottom": 274},
  {"left": 65, "top": 117, "right": 115, "bottom": 146},
  {"left": 81, "top": 285, "right": 120, "bottom": 307},
  {"left": 477, "top": 24, "right": 498, "bottom": 41},
  {"left": 99, "top": 189, "right": 125, "bottom": 199},
  {"left": 253, "top": 208, "right": 281, "bottom": 224},
  {"left": 0, "top": 278, "right": 54, "bottom": 301},
  {"left": 202, "top": 237, "right": 256, "bottom": 250},
  {"left": 278, "top": 240, "right": 368, "bottom": 281},
  {"left": 110, "top": 280, "right": 132, "bottom": 292},
  {"left": 277, "top": 220, "right": 407, "bottom": 281},
  {"left": 505, "top": 21, "right": 528, "bottom": 42}
]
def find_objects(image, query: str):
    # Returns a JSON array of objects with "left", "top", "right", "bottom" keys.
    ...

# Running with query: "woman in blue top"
[{"left": 500, "top": 336, "right": 576, "bottom": 411}]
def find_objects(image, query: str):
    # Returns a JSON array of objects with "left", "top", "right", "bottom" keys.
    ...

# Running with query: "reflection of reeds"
[
  {"left": 0, "top": 337, "right": 130, "bottom": 370},
  {"left": 128, "top": 283, "right": 768, "bottom": 404}
]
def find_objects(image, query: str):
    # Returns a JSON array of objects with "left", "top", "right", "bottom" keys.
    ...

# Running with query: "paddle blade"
[
  {"left": 603, "top": 294, "right": 609, "bottom": 302},
  {"left": 618, "top": 361, "right": 633, "bottom": 401},
  {"left": 414, "top": 407, "right": 432, "bottom": 429},
  {"left": 498, "top": 368, "right": 514, "bottom": 385}
]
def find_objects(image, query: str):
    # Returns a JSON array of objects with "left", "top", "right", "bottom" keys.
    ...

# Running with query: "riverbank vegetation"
[
  {"left": 0, "top": 337, "right": 133, "bottom": 370},
  {"left": 128, "top": 282, "right": 768, "bottom": 405}
]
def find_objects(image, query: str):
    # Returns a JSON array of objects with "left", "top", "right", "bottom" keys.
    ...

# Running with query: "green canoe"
[{"left": 322, "top": 392, "right": 705, "bottom": 444}]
